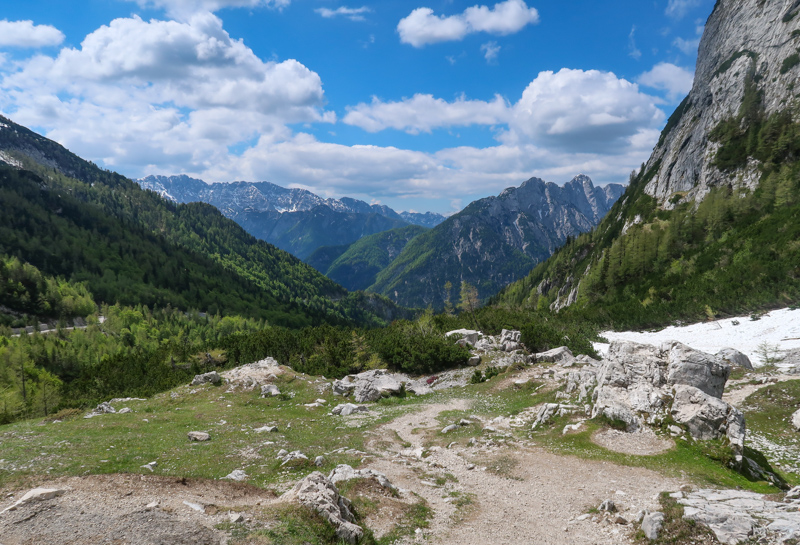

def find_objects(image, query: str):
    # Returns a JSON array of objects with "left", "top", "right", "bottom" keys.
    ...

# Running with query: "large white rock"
[
  {"left": 260, "top": 384, "right": 280, "bottom": 397},
  {"left": 281, "top": 472, "right": 363, "bottom": 545},
  {"left": 328, "top": 464, "right": 395, "bottom": 491},
  {"left": 1, "top": 488, "right": 66, "bottom": 513},
  {"left": 333, "top": 370, "right": 405, "bottom": 403},
  {"left": 534, "top": 346, "right": 575, "bottom": 365},
  {"left": 191, "top": 371, "right": 221, "bottom": 386},
  {"left": 445, "top": 329, "right": 482, "bottom": 346},
  {"left": 641, "top": 511, "right": 665, "bottom": 540},
  {"left": 672, "top": 385, "right": 745, "bottom": 451},
  {"left": 792, "top": 409, "right": 800, "bottom": 432}
]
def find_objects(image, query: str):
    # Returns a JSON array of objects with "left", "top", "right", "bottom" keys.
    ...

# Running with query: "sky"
[{"left": 0, "top": 0, "right": 714, "bottom": 214}]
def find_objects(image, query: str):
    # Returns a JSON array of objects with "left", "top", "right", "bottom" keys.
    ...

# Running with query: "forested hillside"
[{"left": 0, "top": 116, "right": 402, "bottom": 328}]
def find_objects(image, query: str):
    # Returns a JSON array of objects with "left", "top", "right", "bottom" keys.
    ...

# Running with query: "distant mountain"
[
  {"left": 0, "top": 115, "right": 403, "bottom": 328},
  {"left": 307, "top": 225, "right": 428, "bottom": 292},
  {"left": 367, "top": 175, "right": 625, "bottom": 308},
  {"left": 137, "top": 175, "right": 446, "bottom": 258}
]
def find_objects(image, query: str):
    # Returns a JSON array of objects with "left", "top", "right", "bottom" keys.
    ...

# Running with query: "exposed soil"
[{"left": 592, "top": 428, "right": 675, "bottom": 456}]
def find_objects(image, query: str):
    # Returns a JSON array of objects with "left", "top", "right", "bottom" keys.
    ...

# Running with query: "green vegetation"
[
  {"left": 309, "top": 225, "right": 427, "bottom": 292},
  {"left": 740, "top": 380, "right": 800, "bottom": 470},
  {"left": 781, "top": 52, "right": 800, "bottom": 74},
  {"left": 713, "top": 50, "right": 757, "bottom": 78},
  {"left": 0, "top": 256, "right": 95, "bottom": 326}
]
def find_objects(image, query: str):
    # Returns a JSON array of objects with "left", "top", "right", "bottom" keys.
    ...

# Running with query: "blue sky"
[{"left": 0, "top": 0, "right": 713, "bottom": 213}]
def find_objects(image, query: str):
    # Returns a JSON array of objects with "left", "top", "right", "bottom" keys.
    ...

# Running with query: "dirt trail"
[{"left": 366, "top": 398, "right": 682, "bottom": 545}]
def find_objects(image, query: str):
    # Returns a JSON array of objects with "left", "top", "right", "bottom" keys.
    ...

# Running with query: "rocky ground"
[{"left": 2, "top": 327, "right": 800, "bottom": 544}]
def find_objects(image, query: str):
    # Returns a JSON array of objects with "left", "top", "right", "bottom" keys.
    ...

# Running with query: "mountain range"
[
  {"left": 137, "top": 175, "right": 445, "bottom": 259},
  {"left": 495, "top": 0, "right": 800, "bottom": 327}
]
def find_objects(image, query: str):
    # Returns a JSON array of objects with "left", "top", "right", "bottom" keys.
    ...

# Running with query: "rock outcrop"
[
  {"left": 585, "top": 341, "right": 745, "bottom": 459},
  {"left": 281, "top": 472, "right": 363, "bottom": 545},
  {"left": 716, "top": 348, "right": 754, "bottom": 370}
]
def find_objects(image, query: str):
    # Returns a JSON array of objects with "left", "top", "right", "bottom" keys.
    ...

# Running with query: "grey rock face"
[
  {"left": 333, "top": 369, "right": 404, "bottom": 403},
  {"left": 534, "top": 346, "right": 575, "bottom": 365},
  {"left": 95, "top": 402, "right": 116, "bottom": 414},
  {"left": 260, "top": 384, "right": 281, "bottom": 397},
  {"left": 590, "top": 341, "right": 743, "bottom": 454},
  {"left": 716, "top": 348, "right": 754, "bottom": 370},
  {"left": 331, "top": 403, "right": 369, "bottom": 416},
  {"left": 641, "top": 511, "right": 665, "bottom": 540},
  {"left": 190, "top": 372, "right": 221, "bottom": 386},
  {"left": 643, "top": 0, "right": 800, "bottom": 206},
  {"left": 793, "top": 409, "right": 800, "bottom": 432},
  {"left": 281, "top": 472, "right": 363, "bottom": 545},
  {"left": 328, "top": 464, "right": 396, "bottom": 491}
]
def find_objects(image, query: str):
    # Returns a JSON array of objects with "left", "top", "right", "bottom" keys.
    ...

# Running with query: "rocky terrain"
[{"left": 2, "top": 322, "right": 799, "bottom": 545}]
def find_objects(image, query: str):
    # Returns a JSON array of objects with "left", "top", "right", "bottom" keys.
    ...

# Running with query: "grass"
[{"left": 739, "top": 379, "right": 800, "bottom": 475}]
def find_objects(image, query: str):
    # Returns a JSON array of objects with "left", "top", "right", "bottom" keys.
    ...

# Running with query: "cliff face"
[{"left": 646, "top": 0, "right": 800, "bottom": 205}]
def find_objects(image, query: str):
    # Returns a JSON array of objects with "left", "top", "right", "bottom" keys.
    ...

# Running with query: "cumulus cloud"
[
  {"left": 481, "top": 41, "right": 501, "bottom": 63},
  {"left": 315, "top": 6, "right": 371, "bottom": 21},
  {"left": 0, "top": 13, "right": 332, "bottom": 174},
  {"left": 508, "top": 68, "right": 664, "bottom": 154},
  {"left": 125, "top": 0, "right": 290, "bottom": 19},
  {"left": 343, "top": 93, "right": 510, "bottom": 133},
  {"left": 665, "top": 0, "right": 701, "bottom": 20},
  {"left": 397, "top": 0, "right": 539, "bottom": 48},
  {"left": 0, "top": 20, "right": 65, "bottom": 48},
  {"left": 637, "top": 62, "right": 695, "bottom": 100}
]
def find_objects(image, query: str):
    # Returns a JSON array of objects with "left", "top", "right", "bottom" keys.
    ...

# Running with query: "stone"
[
  {"left": 191, "top": 371, "right": 221, "bottom": 386},
  {"left": 315, "top": 456, "right": 326, "bottom": 467},
  {"left": 351, "top": 370, "right": 403, "bottom": 403},
  {"left": 792, "top": 409, "right": 800, "bottom": 432},
  {"left": 1, "top": 488, "right": 66, "bottom": 513},
  {"left": 598, "top": 499, "right": 616, "bottom": 512},
  {"left": 223, "top": 469, "right": 248, "bottom": 481},
  {"left": 229, "top": 512, "right": 244, "bottom": 523},
  {"left": 715, "top": 348, "right": 754, "bottom": 370},
  {"left": 458, "top": 419, "right": 472, "bottom": 426},
  {"left": 280, "top": 451, "right": 309, "bottom": 466},
  {"left": 641, "top": 511, "right": 665, "bottom": 540},
  {"left": 332, "top": 377, "right": 356, "bottom": 396},
  {"left": 95, "top": 402, "right": 116, "bottom": 414},
  {"left": 499, "top": 329, "right": 521, "bottom": 344},
  {"left": 260, "top": 384, "right": 280, "bottom": 397},
  {"left": 666, "top": 342, "right": 730, "bottom": 398},
  {"left": 254, "top": 425, "right": 278, "bottom": 433},
  {"left": 671, "top": 385, "right": 745, "bottom": 455},
  {"left": 145, "top": 501, "right": 159, "bottom": 510},
  {"left": 534, "top": 346, "right": 575, "bottom": 365},
  {"left": 531, "top": 403, "right": 581, "bottom": 429},
  {"left": 467, "top": 355, "right": 481, "bottom": 366},
  {"left": 441, "top": 424, "right": 458, "bottom": 434},
  {"left": 332, "top": 403, "right": 369, "bottom": 416},
  {"left": 281, "top": 471, "right": 364, "bottom": 544},
  {"left": 117, "top": 407, "right": 132, "bottom": 414},
  {"left": 328, "top": 464, "right": 395, "bottom": 491},
  {"left": 188, "top": 431, "right": 210, "bottom": 441},
  {"left": 445, "top": 329, "right": 482, "bottom": 346}
]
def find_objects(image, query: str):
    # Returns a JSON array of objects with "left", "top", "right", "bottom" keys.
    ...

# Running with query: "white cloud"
[
  {"left": 637, "top": 62, "right": 695, "bottom": 100},
  {"left": 508, "top": 68, "right": 664, "bottom": 154},
  {"left": 343, "top": 93, "right": 510, "bottom": 133},
  {"left": 316, "top": 6, "right": 372, "bottom": 22},
  {"left": 665, "top": 0, "right": 701, "bottom": 20},
  {"left": 397, "top": 0, "right": 539, "bottom": 48},
  {"left": 673, "top": 36, "right": 700, "bottom": 55},
  {"left": 0, "top": 20, "right": 65, "bottom": 48},
  {"left": 125, "top": 0, "right": 290, "bottom": 19},
  {"left": 481, "top": 41, "right": 501, "bottom": 63},
  {"left": 0, "top": 13, "right": 332, "bottom": 174},
  {"left": 628, "top": 26, "right": 641, "bottom": 60}
]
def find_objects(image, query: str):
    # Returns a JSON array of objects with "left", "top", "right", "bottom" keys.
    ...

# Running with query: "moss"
[{"left": 781, "top": 53, "right": 800, "bottom": 75}]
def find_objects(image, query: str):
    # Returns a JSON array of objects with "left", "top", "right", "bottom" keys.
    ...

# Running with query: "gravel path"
[{"left": 366, "top": 399, "right": 682, "bottom": 545}]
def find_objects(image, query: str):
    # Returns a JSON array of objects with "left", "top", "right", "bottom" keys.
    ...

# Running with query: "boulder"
[
  {"left": 467, "top": 355, "right": 481, "bottom": 366},
  {"left": 315, "top": 456, "right": 326, "bottom": 467},
  {"left": 328, "top": 464, "right": 396, "bottom": 491},
  {"left": 331, "top": 403, "right": 369, "bottom": 416},
  {"left": 531, "top": 403, "right": 581, "bottom": 429},
  {"left": 281, "top": 472, "right": 363, "bottom": 545},
  {"left": 191, "top": 371, "right": 221, "bottom": 386},
  {"left": 445, "top": 329, "right": 481, "bottom": 346},
  {"left": 223, "top": 469, "right": 248, "bottom": 481},
  {"left": 117, "top": 407, "right": 132, "bottom": 414},
  {"left": 279, "top": 451, "right": 309, "bottom": 466},
  {"left": 188, "top": 431, "right": 210, "bottom": 441},
  {"left": 591, "top": 341, "right": 737, "bottom": 437},
  {"left": 534, "top": 346, "right": 575, "bottom": 365},
  {"left": 792, "top": 409, "right": 800, "bottom": 432},
  {"left": 1, "top": 488, "right": 66, "bottom": 513},
  {"left": 598, "top": 499, "right": 616, "bottom": 512},
  {"left": 672, "top": 385, "right": 745, "bottom": 454},
  {"left": 261, "top": 384, "right": 281, "bottom": 397},
  {"left": 441, "top": 424, "right": 458, "bottom": 434},
  {"left": 254, "top": 425, "right": 278, "bottom": 433},
  {"left": 95, "top": 401, "right": 116, "bottom": 414},
  {"left": 499, "top": 329, "right": 521, "bottom": 344},
  {"left": 351, "top": 370, "right": 403, "bottom": 403},
  {"left": 332, "top": 377, "right": 356, "bottom": 396},
  {"left": 715, "top": 348, "right": 754, "bottom": 370},
  {"left": 641, "top": 511, "right": 665, "bottom": 540}
]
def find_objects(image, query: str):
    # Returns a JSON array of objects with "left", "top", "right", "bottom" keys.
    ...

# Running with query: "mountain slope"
[
  {"left": 0, "top": 116, "right": 401, "bottom": 327},
  {"left": 494, "top": 0, "right": 800, "bottom": 327},
  {"left": 368, "top": 175, "right": 625, "bottom": 308},
  {"left": 137, "top": 175, "right": 445, "bottom": 258},
  {"left": 312, "top": 225, "right": 428, "bottom": 292}
]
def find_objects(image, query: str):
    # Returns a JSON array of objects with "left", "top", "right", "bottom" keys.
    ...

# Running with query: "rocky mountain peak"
[{"left": 645, "top": 0, "right": 800, "bottom": 206}]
